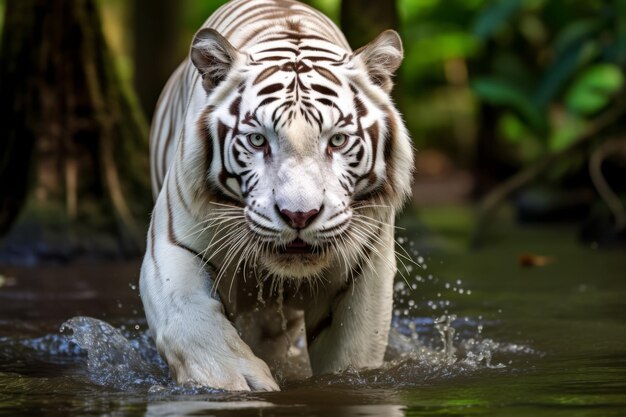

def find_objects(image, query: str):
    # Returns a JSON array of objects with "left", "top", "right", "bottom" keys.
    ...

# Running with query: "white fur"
[{"left": 140, "top": 0, "right": 414, "bottom": 392}]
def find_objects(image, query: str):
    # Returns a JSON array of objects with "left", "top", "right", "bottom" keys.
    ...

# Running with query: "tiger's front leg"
[
  {"left": 306, "top": 222, "right": 396, "bottom": 374},
  {"left": 139, "top": 194, "right": 279, "bottom": 392}
]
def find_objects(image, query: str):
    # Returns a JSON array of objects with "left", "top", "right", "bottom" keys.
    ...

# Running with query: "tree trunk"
[
  {"left": 132, "top": 0, "right": 183, "bottom": 119},
  {"left": 0, "top": 0, "right": 151, "bottom": 262}
]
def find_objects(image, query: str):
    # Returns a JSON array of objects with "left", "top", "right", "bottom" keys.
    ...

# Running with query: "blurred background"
[
  {"left": 0, "top": 3, "right": 625, "bottom": 414},
  {"left": 0, "top": 0, "right": 625, "bottom": 263}
]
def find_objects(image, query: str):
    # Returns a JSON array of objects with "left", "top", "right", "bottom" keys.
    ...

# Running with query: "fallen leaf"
[{"left": 518, "top": 253, "right": 554, "bottom": 268}]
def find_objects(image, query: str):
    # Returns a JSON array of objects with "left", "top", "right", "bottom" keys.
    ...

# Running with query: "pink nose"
[{"left": 279, "top": 208, "right": 320, "bottom": 229}]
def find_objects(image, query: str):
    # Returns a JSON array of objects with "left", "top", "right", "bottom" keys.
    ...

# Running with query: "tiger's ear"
[
  {"left": 352, "top": 30, "right": 403, "bottom": 93},
  {"left": 191, "top": 28, "right": 240, "bottom": 92}
]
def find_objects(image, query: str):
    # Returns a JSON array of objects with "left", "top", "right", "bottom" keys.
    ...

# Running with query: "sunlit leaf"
[
  {"left": 401, "top": 30, "right": 478, "bottom": 81},
  {"left": 308, "top": 0, "right": 340, "bottom": 24},
  {"left": 565, "top": 64, "right": 625, "bottom": 115},
  {"left": 397, "top": 0, "right": 439, "bottom": 23}
]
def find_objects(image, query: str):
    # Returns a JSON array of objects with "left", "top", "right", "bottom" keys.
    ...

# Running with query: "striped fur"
[{"left": 141, "top": 0, "right": 413, "bottom": 391}]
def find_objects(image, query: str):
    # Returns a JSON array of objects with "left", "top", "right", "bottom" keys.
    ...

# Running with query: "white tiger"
[{"left": 140, "top": 0, "right": 414, "bottom": 391}]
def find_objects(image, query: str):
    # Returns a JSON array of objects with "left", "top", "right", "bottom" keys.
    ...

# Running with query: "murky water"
[{"left": 1, "top": 216, "right": 625, "bottom": 416}]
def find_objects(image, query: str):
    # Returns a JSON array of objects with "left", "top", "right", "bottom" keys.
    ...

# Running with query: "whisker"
[
  {"left": 208, "top": 201, "right": 246, "bottom": 210},
  {"left": 350, "top": 217, "right": 419, "bottom": 269},
  {"left": 213, "top": 227, "right": 251, "bottom": 297},
  {"left": 348, "top": 223, "right": 411, "bottom": 288},
  {"left": 352, "top": 213, "right": 405, "bottom": 230}
]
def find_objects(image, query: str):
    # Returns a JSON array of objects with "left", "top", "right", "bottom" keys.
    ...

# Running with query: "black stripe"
[
  {"left": 166, "top": 190, "right": 202, "bottom": 258},
  {"left": 311, "top": 83, "right": 338, "bottom": 97}
]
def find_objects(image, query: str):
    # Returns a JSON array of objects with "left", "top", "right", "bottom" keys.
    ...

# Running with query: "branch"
[
  {"left": 589, "top": 138, "right": 626, "bottom": 231},
  {"left": 471, "top": 101, "right": 626, "bottom": 248}
]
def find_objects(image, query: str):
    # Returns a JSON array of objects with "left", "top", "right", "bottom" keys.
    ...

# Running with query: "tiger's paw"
[
  {"left": 168, "top": 354, "right": 280, "bottom": 392},
  {"left": 155, "top": 321, "right": 280, "bottom": 392}
]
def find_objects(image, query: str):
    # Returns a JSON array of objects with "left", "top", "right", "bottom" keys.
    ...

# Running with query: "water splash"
[
  {"left": 434, "top": 314, "right": 457, "bottom": 363},
  {"left": 2, "top": 240, "right": 537, "bottom": 394},
  {"left": 60, "top": 316, "right": 167, "bottom": 390},
  {"left": 0, "top": 309, "right": 534, "bottom": 394}
]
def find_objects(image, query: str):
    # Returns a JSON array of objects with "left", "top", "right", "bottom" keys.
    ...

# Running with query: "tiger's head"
[{"left": 189, "top": 28, "right": 413, "bottom": 279}]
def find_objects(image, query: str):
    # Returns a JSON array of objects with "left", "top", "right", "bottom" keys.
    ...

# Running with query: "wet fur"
[{"left": 140, "top": 0, "right": 413, "bottom": 391}]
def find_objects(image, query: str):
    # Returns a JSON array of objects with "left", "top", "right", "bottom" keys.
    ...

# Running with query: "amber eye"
[
  {"left": 329, "top": 133, "right": 347, "bottom": 149},
  {"left": 247, "top": 133, "right": 267, "bottom": 148}
]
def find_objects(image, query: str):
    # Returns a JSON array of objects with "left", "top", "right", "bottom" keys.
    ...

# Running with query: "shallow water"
[{"left": 1, "top": 213, "right": 625, "bottom": 416}]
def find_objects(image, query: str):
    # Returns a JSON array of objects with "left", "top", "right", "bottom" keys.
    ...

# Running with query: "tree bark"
[
  {"left": 0, "top": 0, "right": 151, "bottom": 260},
  {"left": 132, "top": 0, "right": 183, "bottom": 119}
]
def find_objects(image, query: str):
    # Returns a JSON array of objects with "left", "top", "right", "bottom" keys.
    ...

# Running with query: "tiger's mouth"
[
  {"left": 262, "top": 238, "right": 335, "bottom": 278},
  {"left": 281, "top": 238, "right": 316, "bottom": 255}
]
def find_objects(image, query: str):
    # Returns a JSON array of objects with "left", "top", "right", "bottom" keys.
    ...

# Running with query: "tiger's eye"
[
  {"left": 248, "top": 133, "right": 267, "bottom": 148},
  {"left": 329, "top": 134, "right": 347, "bottom": 149}
]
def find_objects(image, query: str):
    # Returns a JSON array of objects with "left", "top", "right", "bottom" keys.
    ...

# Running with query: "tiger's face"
[{"left": 192, "top": 29, "right": 412, "bottom": 279}]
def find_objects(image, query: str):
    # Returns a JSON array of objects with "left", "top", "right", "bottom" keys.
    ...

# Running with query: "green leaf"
[
  {"left": 498, "top": 112, "right": 527, "bottom": 144},
  {"left": 565, "top": 64, "right": 625, "bottom": 115},
  {"left": 548, "top": 114, "right": 586, "bottom": 152},
  {"left": 553, "top": 19, "right": 602, "bottom": 57},
  {"left": 472, "top": 0, "right": 522, "bottom": 40},
  {"left": 471, "top": 77, "right": 547, "bottom": 135},
  {"left": 533, "top": 41, "right": 598, "bottom": 106}
]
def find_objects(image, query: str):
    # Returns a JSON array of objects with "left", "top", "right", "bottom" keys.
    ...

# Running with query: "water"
[{"left": 1, "top": 215, "right": 625, "bottom": 416}]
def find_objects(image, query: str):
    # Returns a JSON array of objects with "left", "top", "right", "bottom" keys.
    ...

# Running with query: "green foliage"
[
  {"left": 471, "top": 77, "right": 546, "bottom": 135},
  {"left": 566, "top": 64, "right": 624, "bottom": 115},
  {"left": 93, "top": 0, "right": 625, "bottom": 177},
  {"left": 472, "top": 0, "right": 522, "bottom": 39},
  {"left": 473, "top": 0, "right": 624, "bottom": 165},
  {"left": 308, "top": 0, "right": 340, "bottom": 24},
  {"left": 397, "top": 0, "right": 625, "bottom": 171}
]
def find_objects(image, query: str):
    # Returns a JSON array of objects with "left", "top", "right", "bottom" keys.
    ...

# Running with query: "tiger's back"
[{"left": 142, "top": 0, "right": 413, "bottom": 391}]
